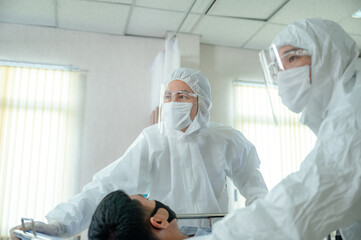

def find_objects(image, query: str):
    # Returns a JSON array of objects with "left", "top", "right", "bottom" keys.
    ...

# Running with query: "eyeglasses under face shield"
[
  {"left": 163, "top": 90, "right": 198, "bottom": 103},
  {"left": 259, "top": 44, "right": 311, "bottom": 87}
]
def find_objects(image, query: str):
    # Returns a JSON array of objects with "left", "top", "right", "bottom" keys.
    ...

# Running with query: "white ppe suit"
[
  {"left": 45, "top": 68, "right": 268, "bottom": 237},
  {"left": 193, "top": 18, "right": 361, "bottom": 240}
]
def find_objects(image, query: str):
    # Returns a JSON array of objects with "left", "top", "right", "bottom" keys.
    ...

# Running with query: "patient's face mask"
[
  {"left": 151, "top": 200, "right": 177, "bottom": 223},
  {"left": 277, "top": 65, "right": 312, "bottom": 113},
  {"left": 162, "top": 102, "right": 194, "bottom": 130}
]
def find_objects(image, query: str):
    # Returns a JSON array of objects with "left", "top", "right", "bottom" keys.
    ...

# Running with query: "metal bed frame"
[
  {"left": 177, "top": 214, "right": 340, "bottom": 239},
  {"left": 15, "top": 215, "right": 341, "bottom": 239},
  {"left": 177, "top": 213, "right": 227, "bottom": 228}
]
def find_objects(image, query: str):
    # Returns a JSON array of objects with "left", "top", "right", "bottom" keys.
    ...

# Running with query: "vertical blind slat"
[
  {"left": 233, "top": 84, "right": 316, "bottom": 193},
  {"left": 0, "top": 66, "right": 81, "bottom": 237}
]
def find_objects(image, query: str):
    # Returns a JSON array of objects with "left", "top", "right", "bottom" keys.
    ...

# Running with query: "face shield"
[
  {"left": 259, "top": 44, "right": 281, "bottom": 126},
  {"left": 259, "top": 44, "right": 311, "bottom": 125},
  {"left": 260, "top": 44, "right": 311, "bottom": 86},
  {"left": 259, "top": 44, "right": 282, "bottom": 88}
]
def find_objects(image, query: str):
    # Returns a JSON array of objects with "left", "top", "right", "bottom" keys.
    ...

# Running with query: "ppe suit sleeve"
[
  {"left": 199, "top": 111, "right": 361, "bottom": 240},
  {"left": 227, "top": 132, "right": 268, "bottom": 205},
  {"left": 45, "top": 132, "right": 152, "bottom": 238}
]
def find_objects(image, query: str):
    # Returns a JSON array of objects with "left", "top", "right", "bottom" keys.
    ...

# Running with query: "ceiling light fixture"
[{"left": 352, "top": 10, "right": 361, "bottom": 18}]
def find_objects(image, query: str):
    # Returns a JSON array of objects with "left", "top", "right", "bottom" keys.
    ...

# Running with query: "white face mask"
[
  {"left": 277, "top": 65, "right": 312, "bottom": 113},
  {"left": 162, "top": 102, "right": 193, "bottom": 130}
]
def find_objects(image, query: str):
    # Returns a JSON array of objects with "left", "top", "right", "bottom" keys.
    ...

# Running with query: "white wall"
[{"left": 200, "top": 44, "right": 264, "bottom": 127}]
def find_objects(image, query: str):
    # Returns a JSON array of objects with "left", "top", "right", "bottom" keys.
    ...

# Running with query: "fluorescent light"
[{"left": 352, "top": 10, "right": 361, "bottom": 18}]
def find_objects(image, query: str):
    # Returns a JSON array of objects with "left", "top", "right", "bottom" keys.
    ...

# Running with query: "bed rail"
[{"left": 177, "top": 213, "right": 227, "bottom": 227}]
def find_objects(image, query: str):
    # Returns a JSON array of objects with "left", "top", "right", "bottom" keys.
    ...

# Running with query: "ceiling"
[{"left": 1, "top": 0, "right": 361, "bottom": 51}]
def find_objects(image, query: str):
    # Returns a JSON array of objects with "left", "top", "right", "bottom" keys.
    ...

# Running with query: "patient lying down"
[{"left": 88, "top": 190, "right": 211, "bottom": 240}]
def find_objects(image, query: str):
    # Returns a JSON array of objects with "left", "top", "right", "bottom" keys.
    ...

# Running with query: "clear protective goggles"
[
  {"left": 259, "top": 44, "right": 310, "bottom": 86},
  {"left": 163, "top": 90, "right": 198, "bottom": 103}
]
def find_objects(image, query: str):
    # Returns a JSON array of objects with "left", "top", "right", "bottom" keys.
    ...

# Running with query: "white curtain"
[
  {"left": 231, "top": 82, "right": 316, "bottom": 208},
  {"left": 150, "top": 36, "right": 180, "bottom": 125},
  {"left": 0, "top": 65, "right": 84, "bottom": 237},
  {"left": 163, "top": 35, "right": 180, "bottom": 82}
]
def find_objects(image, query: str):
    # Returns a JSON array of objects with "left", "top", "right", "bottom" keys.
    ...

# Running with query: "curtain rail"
[
  {"left": 233, "top": 80, "right": 270, "bottom": 87},
  {"left": 0, "top": 59, "right": 87, "bottom": 72}
]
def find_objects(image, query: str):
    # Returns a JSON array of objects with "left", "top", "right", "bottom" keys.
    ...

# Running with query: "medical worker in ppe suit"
[
  {"left": 10, "top": 68, "right": 268, "bottom": 239},
  {"left": 191, "top": 18, "right": 361, "bottom": 240}
]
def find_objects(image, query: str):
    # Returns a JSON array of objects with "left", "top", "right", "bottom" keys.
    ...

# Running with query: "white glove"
[{"left": 10, "top": 221, "right": 68, "bottom": 239}]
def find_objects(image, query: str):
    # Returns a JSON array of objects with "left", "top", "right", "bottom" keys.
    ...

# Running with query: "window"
[
  {"left": 0, "top": 65, "right": 84, "bottom": 236},
  {"left": 231, "top": 82, "right": 316, "bottom": 208}
]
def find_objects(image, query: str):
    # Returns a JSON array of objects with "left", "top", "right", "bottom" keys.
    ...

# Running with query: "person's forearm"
[{"left": 10, "top": 221, "right": 71, "bottom": 240}]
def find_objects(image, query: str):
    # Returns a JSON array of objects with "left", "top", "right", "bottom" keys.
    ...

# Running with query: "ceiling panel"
[
  {"left": 269, "top": 0, "right": 361, "bottom": 50},
  {"left": 133, "top": 0, "right": 214, "bottom": 14},
  {"left": 339, "top": 18, "right": 361, "bottom": 35},
  {"left": 208, "top": 0, "right": 288, "bottom": 19},
  {"left": 58, "top": 0, "right": 130, "bottom": 35},
  {"left": 243, "top": 23, "right": 286, "bottom": 50},
  {"left": 350, "top": 34, "right": 361, "bottom": 50},
  {"left": 191, "top": 0, "right": 215, "bottom": 14},
  {"left": 127, "top": 7, "right": 184, "bottom": 37},
  {"left": 134, "top": 0, "right": 193, "bottom": 12},
  {"left": 180, "top": 13, "right": 202, "bottom": 32},
  {"left": 269, "top": 0, "right": 360, "bottom": 25},
  {"left": 86, "top": 0, "right": 132, "bottom": 4},
  {"left": 0, "top": 0, "right": 56, "bottom": 26},
  {"left": 192, "top": 16, "right": 264, "bottom": 48},
  {"left": 0, "top": 0, "right": 359, "bottom": 52}
]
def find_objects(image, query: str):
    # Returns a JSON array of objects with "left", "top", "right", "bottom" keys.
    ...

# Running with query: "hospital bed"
[{"left": 14, "top": 215, "right": 342, "bottom": 239}]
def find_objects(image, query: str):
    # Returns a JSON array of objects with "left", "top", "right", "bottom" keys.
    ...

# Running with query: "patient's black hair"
[{"left": 88, "top": 190, "right": 159, "bottom": 240}]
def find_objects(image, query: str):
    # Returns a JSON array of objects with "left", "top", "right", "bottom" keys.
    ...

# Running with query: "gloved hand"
[{"left": 9, "top": 221, "right": 68, "bottom": 240}]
